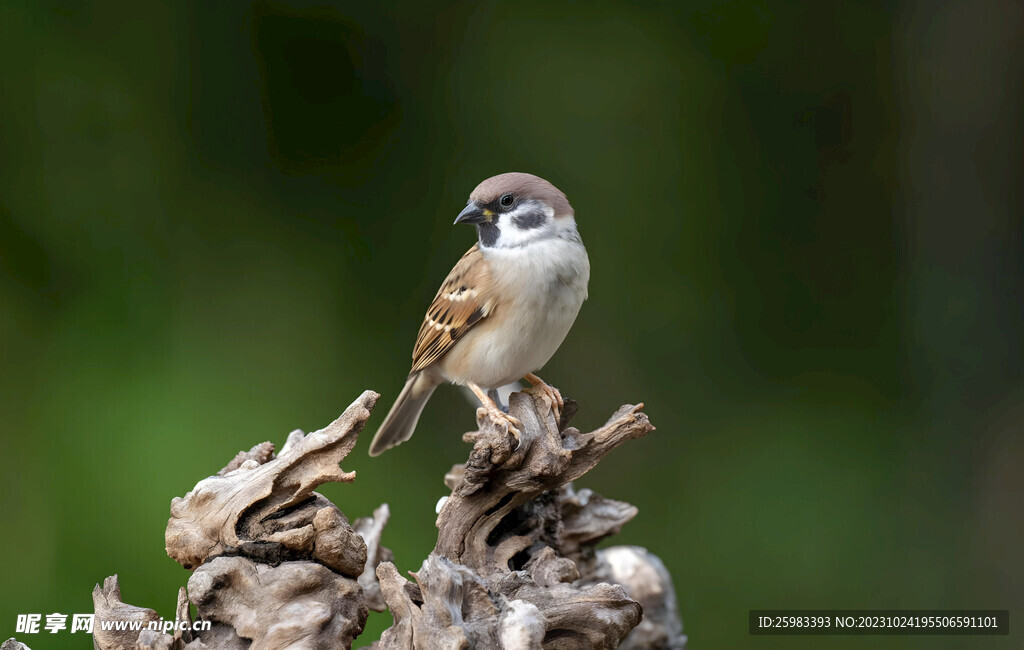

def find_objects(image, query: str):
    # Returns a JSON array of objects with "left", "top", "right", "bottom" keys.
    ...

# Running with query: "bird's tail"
[{"left": 368, "top": 372, "right": 438, "bottom": 456}]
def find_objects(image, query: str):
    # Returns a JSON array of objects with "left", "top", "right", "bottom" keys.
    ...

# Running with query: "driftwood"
[
  {"left": 4, "top": 386, "right": 685, "bottom": 649},
  {"left": 373, "top": 387, "right": 676, "bottom": 649},
  {"left": 108, "top": 391, "right": 384, "bottom": 650}
]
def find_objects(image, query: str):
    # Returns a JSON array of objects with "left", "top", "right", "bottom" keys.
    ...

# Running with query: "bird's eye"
[{"left": 499, "top": 194, "right": 514, "bottom": 207}]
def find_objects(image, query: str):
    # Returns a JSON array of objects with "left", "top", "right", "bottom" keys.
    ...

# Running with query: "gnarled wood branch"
[
  {"left": 69, "top": 385, "right": 683, "bottom": 650},
  {"left": 373, "top": 385, "right": 685, "bottom": 649},
  {"left": 164, "top": 390, "right": 380, "bottom": 576},
  {"left": 91, "top": 391, "right": 392, "bottom": 650}
]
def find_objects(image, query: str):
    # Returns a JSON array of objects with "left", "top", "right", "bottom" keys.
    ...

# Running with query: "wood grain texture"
[
  {"left": 371, "top": 384, "right": 683, "bottom": 649},
  {"left": 82, "top": 387, "right": 684, "bottom": 650}
]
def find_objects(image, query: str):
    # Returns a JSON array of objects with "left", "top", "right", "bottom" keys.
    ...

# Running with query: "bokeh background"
[{"left": 2, "top": 1, "right": 1022, "bottom": 648}]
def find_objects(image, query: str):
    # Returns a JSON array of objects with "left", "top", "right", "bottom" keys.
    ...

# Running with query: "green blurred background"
[{"left": 2, "top": 1, "right": 1021, "bottom": 648}]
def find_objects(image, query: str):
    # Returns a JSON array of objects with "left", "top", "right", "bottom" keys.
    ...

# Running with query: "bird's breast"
[{"left": 440, "top": 238, "right": 589, "bottom": 388}]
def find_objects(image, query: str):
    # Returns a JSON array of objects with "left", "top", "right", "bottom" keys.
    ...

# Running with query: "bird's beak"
[{"left": 454, "top": 201, "right": 492, "bottom": 225}]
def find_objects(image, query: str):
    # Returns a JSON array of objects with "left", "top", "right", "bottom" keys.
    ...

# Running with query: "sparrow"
[{"left": 368, "top": 172, "right": 590, "bottom": 456}]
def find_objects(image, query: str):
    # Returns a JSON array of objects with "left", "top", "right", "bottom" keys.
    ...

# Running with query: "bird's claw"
[
  {"left": 543, "top": 384, "right": 563, "bottom": 422},
  {"left": 482, "top": 405, "right": 523, "bottom": 450},
  {"left": 509, "top": 426, "right": 522, "bottom": 451},
  {"left": 526, "top": 380, "right": 563, "bottom": 424}
]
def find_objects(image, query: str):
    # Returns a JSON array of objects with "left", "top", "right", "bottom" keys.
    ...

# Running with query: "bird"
[{"left": 368, "top": 172, "right": 590, "bottom": 456}]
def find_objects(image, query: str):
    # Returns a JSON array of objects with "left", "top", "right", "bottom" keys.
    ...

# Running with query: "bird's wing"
[{"left": 411, "top": 244, "right": 493, "bottom": 373}]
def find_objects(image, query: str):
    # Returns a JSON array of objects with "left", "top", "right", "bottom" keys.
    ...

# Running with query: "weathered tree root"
[
  {"left": 372, "top": 386, "right": 685, "bottom": 649},
  {"left": 73, "top": 386, "right": 684, "bottom": 650}
]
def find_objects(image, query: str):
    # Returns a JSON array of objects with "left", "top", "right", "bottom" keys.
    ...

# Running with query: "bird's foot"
[
  {"left": 468, "top": 382, "right": 523, "bottom": 450},
  {"left": 524, "top": 373, "right": 563, "bottom": 423},
  {"left": 486, "top": 388, "right": 509, "bottom": 413},
  {"left": 487, "top": 404, "right": 523, "bottom": 448}
]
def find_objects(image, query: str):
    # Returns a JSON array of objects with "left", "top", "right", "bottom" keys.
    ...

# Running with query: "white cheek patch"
[{"left": 494, "top": 201, "right": 554, "bottom": 248}]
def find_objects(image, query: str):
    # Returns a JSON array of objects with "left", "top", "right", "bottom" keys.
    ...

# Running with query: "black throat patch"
[{"left": 476, "top": 221, "right": 500, "bottom": 247}]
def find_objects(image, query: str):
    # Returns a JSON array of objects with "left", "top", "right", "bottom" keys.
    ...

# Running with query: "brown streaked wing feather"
[{"left": 410, "top": 244, "right": 491, "bottom": 373}]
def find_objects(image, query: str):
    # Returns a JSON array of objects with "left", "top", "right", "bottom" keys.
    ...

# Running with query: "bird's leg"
[
  {"left": 487, "top": 388, "right": 508, "bottom": 413},
  {"left": 468, "top": 382, "right": 523, "bottom": 444},
  {"left": 523, "top": 373, "right": 563, "bottom": 421}
]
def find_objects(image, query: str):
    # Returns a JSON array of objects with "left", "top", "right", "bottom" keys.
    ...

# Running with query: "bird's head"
[{"left": 454, "top": 172, "right": 577, "bottom": 248}]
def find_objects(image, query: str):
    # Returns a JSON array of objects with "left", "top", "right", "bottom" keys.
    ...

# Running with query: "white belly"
[{"left": 439, "top": 238, "right": 589, "bottom": 389}]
